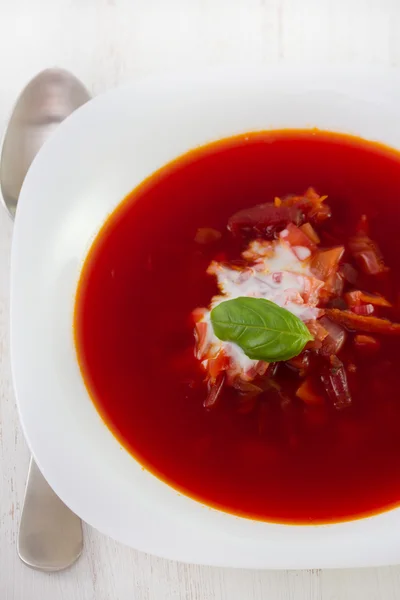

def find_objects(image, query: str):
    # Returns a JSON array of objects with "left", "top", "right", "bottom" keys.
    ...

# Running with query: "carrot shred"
[
  {"left": 300, "top": 222, "right": 321, "bottom": 245},
  {"left": 325, "top": 309, "right": 400, "bottom": 335},
  {"left": 354, "top": 334, "right": 381, "bottom": 354},
  {"left": 192, "top": 307, "right": 207, "bottom": 322},
  {"left": 274, "top": 196, "right": 282, "bottom": 207},
  {"left": 345, "top": 290, "right": 392, "bottom": 308},
  {"left": 360, "top": 291, "right": 391, "bottom": 307},
  {"left": 208, "top": 351, "right": 229, "bottom": 379},
  {"left": 243, "top": 361, "right": 269, "bottom": 381},
  {"left": 279, "top": 188, "right": 331, "bottom": 222},
  {"left": 345, "top": 291, "right": 362, "bottom": 307},
  {"left": 194, "top": 321, "right": 209, "bottom": 359}
]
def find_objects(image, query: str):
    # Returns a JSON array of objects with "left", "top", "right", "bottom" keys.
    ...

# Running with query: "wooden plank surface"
[{"left": 1, "top": 0, "right": 400, "bottom": 597}]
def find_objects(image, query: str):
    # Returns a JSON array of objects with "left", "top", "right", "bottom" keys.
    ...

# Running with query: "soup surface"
[{"left": 75, "top": 130, "right": 400, "bottom": 524}]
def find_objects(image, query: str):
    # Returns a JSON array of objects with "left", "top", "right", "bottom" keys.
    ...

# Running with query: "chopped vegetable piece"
[
  {"left": 194, "top": 227, "right": 222, "bottom": 244},
  {"left": 322, "top": 271, "right": 344, "bottom": 299},
  {"left": 192, "top": 307, "right": 207, "bottom": 322},
  {"left": 311, "top": 203, "right": 331, "bottom": 223},
  {"left": 319, "top": 316, "right": 347, "bottom": 357},
  {"left": 243, "top": 360, "right": 269, "bottom": 381},
  {"left": 281, "top": 187, "right": 331, "bottom": 223},
  {"left": 204, "top": 372, "right": 225, "bottom": 409},
  {"left": 308, "top": 320, "right": 328, "bottom": 340},
  {"left": 354, "top": 334, "right": 381, "bottom": 354},
  {"left": 272, "top": 272, "right": 282, "bottom": 283},
  {"left": 366, "top": 292, "right": 392, "bottom": 307},
  {"left": 340, "top": 263, "right": 359, "bottom": 285},
  {"left": 194, "top": 321, "right": 209, "bottom": 359},
  {"left": 358, "top": 250, "right": 384, "bottom": 275},
  {"left": 227, "top": 203, "right": 301, "bottom": 238},
  {"left": 288, "top": 352, "right": 310, "bottom": 375},
  {"left": 349, "top": 232, "right": 387, "bottom": 275},
  {"left": 351, "top": 304, "right": 374, "bottom": 316},
  {"left": 306, "top": 320, "right": 328, "bottom": 349},
  {"left": 233, "top": 378, "right": 263, "bottom": 395},
  {"left": 310, "top": 247, "right": 344, "bottom": 281},
  {"left": 282, "top": 223, "right": 316, "bottom": 251},
  {"left": 345, "top": 291, "right": 364, "bottom": 307},
  {"left": 320, "top": 356, "right": 352, "bottom": 410},
  {"left": 345, "top": 290, "right": 392, "bottom": 308},
  {"left": 296, "top": 377, "right": 324, "bottom": 406},
  {"left": 325, "top": 309, "right": 400, "bottom": 335},
  {"left": 208, "top": 351, "right": 229, "bottom": 379},
  {"left": 300, "top": 222, "right": 321, "bottom": 245},
  {"left": 302, "top": 275, "right": 325, "bottom": 304}
]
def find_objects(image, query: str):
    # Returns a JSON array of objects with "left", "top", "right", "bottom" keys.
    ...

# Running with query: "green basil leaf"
[{"left": 210, "top": 297, "right": 313, "bottom": 362}]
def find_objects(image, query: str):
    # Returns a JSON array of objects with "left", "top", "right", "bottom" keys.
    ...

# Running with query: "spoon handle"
[{"left": 18, "top": 458, "right": 83, "bottom": 571}]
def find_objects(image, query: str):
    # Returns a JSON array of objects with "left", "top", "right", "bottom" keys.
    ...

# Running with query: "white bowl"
[{"left": 10, "top": 65, "right": 400, "bottom": 569}]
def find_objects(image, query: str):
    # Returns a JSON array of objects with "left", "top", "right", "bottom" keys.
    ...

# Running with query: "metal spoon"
[{"left": 1, "top": 68, "right": 90, "bottom": 571}]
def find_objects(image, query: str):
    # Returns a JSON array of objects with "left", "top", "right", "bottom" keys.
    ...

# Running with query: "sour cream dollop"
[{"left": 194, "top": 234, "right": 324, "bottom": 383}]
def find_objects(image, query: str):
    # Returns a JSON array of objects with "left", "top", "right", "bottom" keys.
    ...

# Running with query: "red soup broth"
[{"left": 74, "top": 129, "right": 400, "bottom": 524}]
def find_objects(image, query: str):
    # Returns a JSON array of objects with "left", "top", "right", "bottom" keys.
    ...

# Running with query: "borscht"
[{"left": 74, "top": 130, "right": 400, "bottom": 524}]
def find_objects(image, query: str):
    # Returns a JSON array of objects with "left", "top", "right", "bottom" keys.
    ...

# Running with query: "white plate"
[{"left": 10, "top": 65, "right": 400, "bottom": 569}]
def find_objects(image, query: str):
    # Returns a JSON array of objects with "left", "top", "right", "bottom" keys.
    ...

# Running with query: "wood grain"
[{"left": 2, "top": 0, "right": 400, "bottom": 597}]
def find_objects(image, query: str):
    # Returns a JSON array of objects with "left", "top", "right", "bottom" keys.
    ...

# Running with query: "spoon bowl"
[{"left": 1, "top": 68, "right": 90, "bottom": 218}]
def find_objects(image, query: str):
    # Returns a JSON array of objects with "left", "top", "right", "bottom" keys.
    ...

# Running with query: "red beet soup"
[{"left": 75, "top": 130, "right": 400, "bottom": 524}]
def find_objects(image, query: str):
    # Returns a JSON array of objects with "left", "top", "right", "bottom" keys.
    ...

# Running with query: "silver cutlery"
[{"left": 0, "top": 68, "right": 90, "bottom": 571}]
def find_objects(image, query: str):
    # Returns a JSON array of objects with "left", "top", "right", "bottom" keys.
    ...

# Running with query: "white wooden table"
[{"left": 2, "top": 0, "right": 400, "bottom": 597}]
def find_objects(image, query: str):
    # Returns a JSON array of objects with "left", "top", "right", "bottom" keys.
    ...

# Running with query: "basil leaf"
[{"left": 210, "top": 297, "right": 313, "bottom": 362}]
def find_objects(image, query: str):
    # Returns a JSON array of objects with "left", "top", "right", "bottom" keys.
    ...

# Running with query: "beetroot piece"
[{"left": 227, "top": 203, "right": 302, "bottom": 239}]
